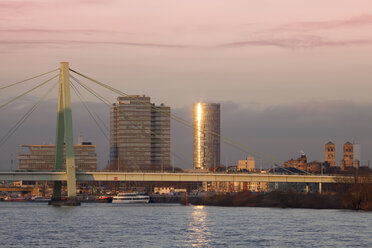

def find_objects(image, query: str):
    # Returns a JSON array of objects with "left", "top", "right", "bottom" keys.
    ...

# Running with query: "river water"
[{"left": 0, "top": 202, "right": 371, "bottom": 247}]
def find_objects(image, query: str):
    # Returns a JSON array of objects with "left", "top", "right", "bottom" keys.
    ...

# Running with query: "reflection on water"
[{"left": 186, "top": 205, "right": 211, "bottom": 247}]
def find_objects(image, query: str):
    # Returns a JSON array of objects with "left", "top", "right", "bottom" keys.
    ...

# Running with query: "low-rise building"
[
  {"left": 284, "top": 154, "right": 308, "bottom": 172},
  {"left": 237, "top": 156, "right": 255, "bottom": 172},
  {"left": 18, "top": 141, "right": 97, "bottom": 172},
  {"left": 283, "top": 153, "right": 326, "bottom": 174}
]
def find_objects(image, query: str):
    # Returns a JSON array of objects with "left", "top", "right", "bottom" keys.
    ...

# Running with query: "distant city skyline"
[{"left": 1, "top": 95, "right": 372, "bottom": 170}]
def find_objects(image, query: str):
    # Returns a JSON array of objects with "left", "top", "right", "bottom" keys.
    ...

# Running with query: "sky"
[{"left": 1, "top": 0, "right": 372, "bottom": 169}]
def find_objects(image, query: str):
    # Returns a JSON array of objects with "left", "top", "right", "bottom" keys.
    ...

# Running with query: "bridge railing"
[{"left": 12, "top": 169, "right": 354, "bottom": 177}]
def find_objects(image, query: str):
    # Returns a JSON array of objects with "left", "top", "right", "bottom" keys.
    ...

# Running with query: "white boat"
[
  {"left": 31, "top": 196, "right": 51, "bottom": 202},
  {"left": 112, "top": 192, "right": 150, "bottom": 204}
]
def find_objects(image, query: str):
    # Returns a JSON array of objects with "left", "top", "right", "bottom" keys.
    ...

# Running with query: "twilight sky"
[{"left": 1, "top": 0, "right": 372, "bottom": 169}]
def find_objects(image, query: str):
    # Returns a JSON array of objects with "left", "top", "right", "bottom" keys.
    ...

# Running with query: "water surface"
[{"left": 0, "top": 202, "right": 371, "bottom": 247}]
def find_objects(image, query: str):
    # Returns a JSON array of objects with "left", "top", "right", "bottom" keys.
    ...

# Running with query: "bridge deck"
[{"left": 0, "top": 172, "right": 341, "bottom": 183}]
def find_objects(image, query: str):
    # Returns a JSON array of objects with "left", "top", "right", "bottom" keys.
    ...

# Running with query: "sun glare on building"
[
  {"left": 193, "top": 102, "right": 220, "bottom": 170},
  {"left": 197, "top": 102, "right": 202, "bottom": 169}
]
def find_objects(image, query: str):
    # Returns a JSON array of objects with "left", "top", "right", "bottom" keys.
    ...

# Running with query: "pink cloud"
[{"left": 0, "top": 1, "right": 40, "bottom": 12}]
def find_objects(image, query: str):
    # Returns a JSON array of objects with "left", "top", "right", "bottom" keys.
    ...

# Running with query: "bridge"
[
  {"left": 0, "top": 62, "right": 353, "bottom": 202},
  {"left": 0, "top": 171, "right": 339, "bottom": 183},
  {"left": 0, "top": 171, "right": 343, "bottom": 194}
]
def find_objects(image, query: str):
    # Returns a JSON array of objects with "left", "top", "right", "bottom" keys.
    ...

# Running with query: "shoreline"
[{"left": 182, "top": 191, "right": 372, "bottom": 211}]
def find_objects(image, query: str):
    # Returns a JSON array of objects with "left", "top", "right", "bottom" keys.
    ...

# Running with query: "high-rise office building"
[
  {"left": 193, "top": 102, "right": 220, "bottom": 170},
  {"left": 151, "top": 103, "right": 171, "bottom": 170},
  {"left": 110, "top": 95, "right": 170, "bottom": 171},
  {"left": 325, "top": 141, "right": 336, "bottom": 167}
]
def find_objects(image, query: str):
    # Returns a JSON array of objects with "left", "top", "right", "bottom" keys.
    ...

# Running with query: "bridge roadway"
[{"left": 0, "top": 172, "right": 340, "bottom": 183}]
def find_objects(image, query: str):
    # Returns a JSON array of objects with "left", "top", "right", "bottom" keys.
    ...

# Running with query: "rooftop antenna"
[{"left": 78, "top": 133, "right": 83, "bottom": 145}]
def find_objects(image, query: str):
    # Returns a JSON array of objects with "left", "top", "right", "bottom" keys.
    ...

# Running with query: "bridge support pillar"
[
  {"left": 52, "top": 62, "right": 77, "bottom": 202},
  {"left": 319, "top": 182, "right": 322, "bottom": 194}
]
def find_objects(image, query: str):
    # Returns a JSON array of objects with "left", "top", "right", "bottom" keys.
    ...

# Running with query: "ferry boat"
[
  {"left": 112, "top": 192, "right": 150, "bottom": 204},
  {"left": 31, "top": 196, "right": 51, "bottom": 202},
  {"left": 4, "top": 196, "right": 29, "bottom": 202}
]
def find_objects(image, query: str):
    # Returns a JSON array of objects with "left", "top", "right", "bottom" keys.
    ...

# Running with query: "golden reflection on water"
[{"left": 187, "top": 205, "right": 211, "bottom": 247}]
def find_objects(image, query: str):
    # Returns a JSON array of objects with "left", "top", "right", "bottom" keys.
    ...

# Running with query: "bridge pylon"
[{"left": 52, "top": 62, "right": 77, "bottom": 202}]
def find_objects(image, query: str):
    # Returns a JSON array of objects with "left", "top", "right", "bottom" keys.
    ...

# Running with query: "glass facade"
[
  {"left": 110, "top": 95, "right": 170, "bottom": 171},
  {"left": 193, "top": 102, "right": 220, "bottom": 169}
]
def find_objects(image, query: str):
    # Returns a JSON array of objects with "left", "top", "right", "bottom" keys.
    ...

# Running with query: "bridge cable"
[
  {"left": 70, "top": 75, "right": 192, "bottom": 166},
  {"left": 69, "top": 80, "right": 144, "bottom": 172},
  {"left": 69, "top": 70, "right": 285, "bottom": 165},
  {"left": 68, "top": 70, "right": 277, "bottom": 158},
  {"left": 70, "top": 81, "right": 110, "bottom": 140},
  {"left": 69, "top": 81, "right": 146, "bottom": 172},
  {"left": 0, "top": 69, "right": 58, "bottom": 91},
  {"left": 70, "top": 69, "right": 308, "bottom": 174},
  {"left": 70, "top": 75, "right": 112, "bottom": 106},
  {"left": 70, "top": 80, "right": 109, "bottom": 132},
  {"left": 70, "top": 75, "right": 190, "bottom": 164},
  {"left": 70, "top": 69, "right": 304, "bottom": 174},
  {"left": 0, "top": 81, "right": 58, "bottom": 149},
  {"left": 0, "top": 75, "right": 58, "bottom": 111},
  {"left": 69, "top": 69, "right": 300, "bottom": 172},
  {"left": 70, "top": 70, "right": 196, "bottom": 129}
]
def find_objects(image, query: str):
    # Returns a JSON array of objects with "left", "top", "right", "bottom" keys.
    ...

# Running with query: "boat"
[
  {"left": 96, "top": 195, "right": 113, "bottom": 203},
  {"left": 112, "top": 192, "right": 150, "bottom": 204},
  {"left": 31, "top": 196, "right": 51, "bottom": 202},
  {"left": 4, "top": 196, "right": 29, "bottom": 202}
]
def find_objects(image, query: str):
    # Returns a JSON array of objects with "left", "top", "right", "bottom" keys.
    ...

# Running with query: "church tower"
[{"left": 325, "top": 141, "right": 336, "bottom": 167}]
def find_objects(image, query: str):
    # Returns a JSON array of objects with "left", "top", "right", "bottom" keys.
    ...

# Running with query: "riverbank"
[{"left": 183, "top": 191, "right": 372, "bottom": 211}]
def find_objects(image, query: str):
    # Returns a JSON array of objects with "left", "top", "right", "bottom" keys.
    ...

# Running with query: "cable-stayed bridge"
[{"left": 0, "top": 62, "right": 351, "bottom": 202}]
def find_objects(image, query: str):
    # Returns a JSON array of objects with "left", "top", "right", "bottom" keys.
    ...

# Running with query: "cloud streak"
[
  {"left": 218, "top": 36, "right": 372, "bottom": 49},
  {"left": 2, "top": 36, "right": 372, "bottom": 51},
  {"left": 0, "top": 1, "right": 40, "bottom": 12},
  {"left": 3, "top": 13, "right": 372, "bottom": 52},
  {"left": 276, "top": 14, "right": 372, "bottom": 32},
  {"left": 0, "top": 28, "right": 121, "bottom": 35},
  {"left": 0, "top": 39, "right": 192, "bottom": 49}
]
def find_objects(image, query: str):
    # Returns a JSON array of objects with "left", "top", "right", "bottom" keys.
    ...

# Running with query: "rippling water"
[{"left": 0, "top": 202, "right": 371, "bottom": 247}]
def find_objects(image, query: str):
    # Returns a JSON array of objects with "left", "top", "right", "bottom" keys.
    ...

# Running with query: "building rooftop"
[{"left": 21, "top": 144, "right": 95, "bottom": 147}]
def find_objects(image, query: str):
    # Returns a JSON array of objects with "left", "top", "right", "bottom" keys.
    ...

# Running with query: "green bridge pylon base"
[{"left": 52, "top": 62, "right": 77, "bottom": 201}]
